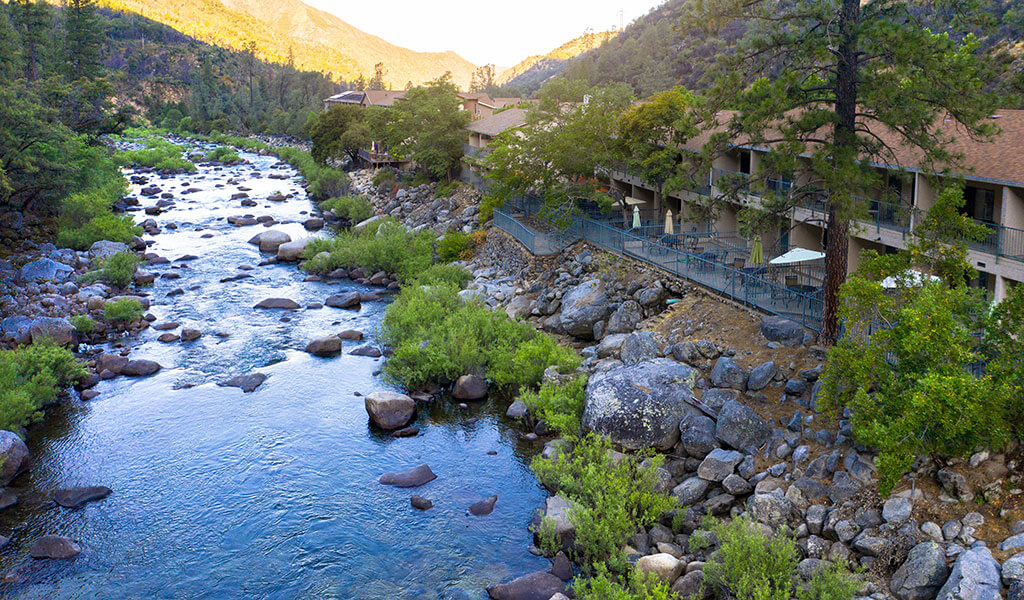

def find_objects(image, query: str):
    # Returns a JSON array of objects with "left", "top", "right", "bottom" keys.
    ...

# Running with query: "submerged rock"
[
  {"left": 379, "top": 464, "right": 436, "bottom": 488},
  {"left": 52, "top": 486, "right": 112, "bottom": 508},
  {"left": 0, "top": 431, "right": 30, "bottom": 485},
  {"left": 410, "top": 496, "right": 433, "bottom": 510},
  {"left": 218, "top": 373, "right": 268, "bottom": 393},
  {"left": 254, "top": 298, "right": 300, "bottom": 309},
  {"left": 29, "top": 535, "right": 81, "bottom": 559},
  {"left": 364, "top": 392, "right": 415, "bottom": 430}
]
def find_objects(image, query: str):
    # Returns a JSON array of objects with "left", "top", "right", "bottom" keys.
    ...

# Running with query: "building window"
[
  {"left": 965, "top": 186, "right": 995, "bottom": 223},
  {"left": 739, "top": 151, "right": 751, "bottom": 175}
]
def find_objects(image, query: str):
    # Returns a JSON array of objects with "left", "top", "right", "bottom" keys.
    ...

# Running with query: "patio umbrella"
[
  {"left": 632, "top": 205, "right": 641, "bottom": 229},
  {"left": 749, "top": 236, "right": 763, "bottom": 265},
  {"left": 664, "top": 210, "right": 675, "bottom": 235},
  {"left": 769, "top": 247, "right": 825, "bottom": 265}
]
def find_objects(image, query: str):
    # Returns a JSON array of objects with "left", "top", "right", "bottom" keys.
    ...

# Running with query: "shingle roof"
[
  {"left": 363, "top": 90, "right": 407, "bottom": 107},
  {"left": 466, "top": 108, "right": 528, "bottom": 138}
]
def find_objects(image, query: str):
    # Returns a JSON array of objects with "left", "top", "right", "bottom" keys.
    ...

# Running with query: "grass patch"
[
  {"left": 302, "top": 219, "right": 435, "bottom": 282},
  {"left": 0, "top": 342, "right": 86, "bottom": 431},
  {"left": 116, "top": 137, "right": 196, "bottom": 172},
  {"left": 321, "top": 195, "right": 374, "bottom": 223},
  {"left": 103, "top": 298, "right": 144, "bottom": 325},
  {"left": 204, "top": 146, "right": 241, "bottom": 163},
  {"left": 378, "top": 282, "right": 579, "bottom": 390}
]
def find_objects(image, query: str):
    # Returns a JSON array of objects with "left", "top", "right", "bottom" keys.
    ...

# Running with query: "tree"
[
  {"left": 242, "top": 40, "right": 259, "bottom": 115},
  {"left": 819, "top": 185, "right": 1019, "bottom": 494},
  {"left": 309, "top": 104, "right": 371, "bottom": 165},
  {"left": 481, "top": 80, "right": 635, "bottom": 223},
  {"left": 368, "top": 61, "right": 387, "bottom": 90},
  {"left": 377, "top": 73, "right": 471, "bottom": 179},
  {"left": 63, "top": 0, "right": 103, "bottom": 81},
  {"left": 470, "top": 64, "right": 496, "bottom": 93},
  {"left": 10, "top": 0, "right": 50, "bottom": 82},
  {"left": 680, "top": 0, "right": 999, "bottom": 341}
]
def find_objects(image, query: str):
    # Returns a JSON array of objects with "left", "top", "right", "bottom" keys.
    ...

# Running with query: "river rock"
[
  {"left": 337, "top": 330, "right": 364, "bottom": 341},
  {"left": 96, "top": 353, "right": 129, "bottom": 375},
  {"left": 747, "top": 361, "right": 776, "bottom": 391},
  {"left": 276, "top": 239, "right": 308, "bottom": 262},
  {"left": 251, "top": 230, "right": 291, "bottom": 253},
  {"left": 715, "top": 400, "right": 770, "bottom": 452},
  {"left": 936, "top": 545, "right": 1002, "bottom": 600},
  {"left": 558, "top": 279, "right": 609, "bottom": 339},
  {"left": 306, "top": 336, "right": 343, "bottom": 357},
  {"left": 52, "top": 486, "right": 112, "bottom": 508},
  {"left": 364, "top": 392, "right": 415, "bottom": 430},
  {"left": 582, "top": 359, "right": 700, "bottom": 450},
  {"left": 636, "top": 553, "right": 683, "bottom": 582},
  {"left": 20, "top": 258, "right": 73, "bottom": 282},
  {"left": 29, "top": 317, "right": 76, "bottom": 346},
  {"left": 88, "top": 240, "right": 130, "bottom": 260},
  {"left": 1, "top": 316, "right": 33, "bottom": 344},
  {"left": 350, "top": 346, "right": 382, "bottom": 357},
  {"left": 325, "top": 292, "right": 361, "bottom": 309},
  {"left": 379, "top": 464, "right": 436, "bottom": 488},
  {"left": 468, "top": 494, "right": 498, "bottom": 516},
  {"left": 620, "top": 331, "right": 661, "bottom": 365},
  {"left": 760, "top": 316, "right": 804, "bottom": 346},
  {"left": 710, "top": 356, "right": 747, "bottom": 390},
  {"left": 411, "top": 496, "right": 433, "bottom": 510},
  {"left": 303, "top": 217, "right": 324, "bottom": 231},
  {"left": 486, "top": 571, "right": 565, "bottom": 600},
  {"left": 254, "top": 298, "right": 300, "bottom": 309},
  {"left": 452, "top": 375, "right": 488, "bottom": 400},
  {"left": 121, "top": 360, "right": 161, "bottom": 377},
  {"left": 218, "top": 373, "right": 268, "bottom": 393},
  {"left": 180, "top": 328, "right": 202, "bottom": 342},
  {"left": 0, "top": 431, "right": 30, "bottom": 485},
  {"left": 891, "top": 541, "right": 949, "bottom": 600},
  {"left": 29, "top": 535, "right": 81, "bottom": 559}
]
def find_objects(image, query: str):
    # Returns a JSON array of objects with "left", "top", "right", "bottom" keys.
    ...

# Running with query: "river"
[{"left": 0, "top": 145, "right": 548, "bottom": 599}]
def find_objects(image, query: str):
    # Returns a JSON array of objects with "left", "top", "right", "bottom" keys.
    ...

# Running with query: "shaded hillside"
[
  {"left": 93, "top": 0, "right": 477, "bottom": 87},
  {"left": 498, "top": 30, "right": 618, "bottom": 90}
]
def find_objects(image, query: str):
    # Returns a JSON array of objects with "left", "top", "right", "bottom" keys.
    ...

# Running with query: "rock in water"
[
  {"left": 52, "top": 486, "right": 112, "bottom": 508},
  {"left": 218, "top": 373, "right": 268, "bottom": 393},
  {"left": 0, "top": 431, "right": 29, "bottom": 485},
  {"left": 121, "top": 360, "right": 161, "bottom": 377},
  {"left": 276, "top": 239, "right": 308, "bottom": 262},
  {"left": 250, "top": 230, "right": 291, "bottom": 253},
  {"left": 486, "top": 571, "right": 565, "bottom": 600},
  {"left": 379, "top": 464, "right": 437, "bottom": 488},
  {"left": 452, "top": 375, "right": 488, "bottom": 400},
  {"left": 410, "top": 496, "right": 433, "bottom": 510},
  {"left": 29, "top": 535, "right": 81, "bottom": 559},
  {"left": 305, "top": 336, "right": 343, "bottom": 357},
  {"left": 254, "top": 298, "right": 300, "bottom": 309},
  {"left": 325, "top": 292, "right": 361, "bottom": 309},
  {"left": 581, "top": 359, "right": 701, "bottom": 450},
  {"left": 468, "top": 495, "right": 498, "bottom": 516},
  {"left": 364, "top": 392, "right": 415, "bottom": 430}
]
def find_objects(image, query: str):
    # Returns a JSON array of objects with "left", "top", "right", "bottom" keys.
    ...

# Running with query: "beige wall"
[{"left": 1002, "top": 185, "right": 1024, "bottom": 230}]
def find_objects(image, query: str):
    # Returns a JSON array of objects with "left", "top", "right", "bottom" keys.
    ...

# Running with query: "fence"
[{"left": 493, "top": 209, "right": 577, "bottom": 255}]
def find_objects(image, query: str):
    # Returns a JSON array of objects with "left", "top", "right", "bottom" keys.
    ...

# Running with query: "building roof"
[
  {"left": 492, "top": 97, "right": 524, "bottom": 109},
  {"left": 686, "top": 109, "right": 1024, "bottom": 187},
  {"left": 458, "top": 92, "right": 494, "bottom": 103},
  {"left": 362, "top": 90, "right": 407, "bottom": 107},
  {"left": 466, "top": 108, "right": 529, "bottom": 138}
]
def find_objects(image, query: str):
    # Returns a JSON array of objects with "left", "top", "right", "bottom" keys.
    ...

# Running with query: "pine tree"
[
  {"left": 63, "top": 0, "right": 103, "bottom": 81},
  {"left": 10, "top": 0, "right": 50, "bottom": 82},
  {"left": 368, "top": 62, "right": 386, "bottom": 90}
]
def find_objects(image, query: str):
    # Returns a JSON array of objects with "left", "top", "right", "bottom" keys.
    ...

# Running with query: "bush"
[
  {"left": 116, "top": 136, "right": 196, "bottom": 172},
  {"left": 372, "top": 169, "right": 397, "bottom": 187},
  {"left": 435, "top": 180, "right": 460, "bottom": 198},
  {"left": 302, "top": 219, "right": 435, "bottom": 282},
  {"left": 58, "top": 213, "right": 140, "bottom": 250},
  {"left": 438, "top": 231, "right": 472, "bottom": 263},
  {"left": 0, "top": 342, "right": 86, "bottom": 431},
  {"left": 798, "top": 560, "right": 861, "bottom": 600},
  {"left": 479, "top": 194, "right": 507, "bottom": 223},
  {"left": 519, "top": 376, "right": 587, "bottom": 436},
  {"left": 703, "top": 517, "right": 799, "bottom": 600},
  {"left": 531, "top": 433, "right": 676, "bottom": 570},
  {"left": 104, "top": 298, "right": 144, "bottom": 325},
  {"left": 55, "top": 154, "right": 139, "bottom": 250},
  {"left": 95, "top": 252, "right": 139, "bottom": 289},
  {"left": 413, "top": 264, "right": 472, "bottom": 288},
  {"left": 321, "top": 195, "right": 374, "bottom": 223},
  {"left": 379, "top": 283, "right": 579, "bottom": 390},
  {"left": 573, "top": 563, "right": 674, "bottom": 600},
  {"left": 70, "top": 315, "right": 95, "bottom": 334},
  {"left": 204, "top": 146, "right": 241, "bottom": 163}
]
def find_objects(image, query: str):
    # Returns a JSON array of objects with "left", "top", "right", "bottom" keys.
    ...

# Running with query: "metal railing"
[
  {"left": 493, "top": 208, "right": 577, "bottom": 256},
  {"left": 971, "top": 220, "right": 1024, "bottom": 261}
]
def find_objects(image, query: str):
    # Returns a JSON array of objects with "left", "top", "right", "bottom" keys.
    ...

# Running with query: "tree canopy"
[{"left": 309, "top": 104, "right": 371, "bottom": 165}]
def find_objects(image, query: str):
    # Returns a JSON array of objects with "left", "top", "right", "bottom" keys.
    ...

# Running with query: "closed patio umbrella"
[
  {"left": 664, "top": 210, "right": 675, "bottom": 235},
  {"left": 632, "top": 205, "right": 641, "bottom": 229},
  {"left": 749, "top": 236, "right": 763, "bottom": 265}
]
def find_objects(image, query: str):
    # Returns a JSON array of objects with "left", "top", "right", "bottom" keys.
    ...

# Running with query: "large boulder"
[
  {"left": 582, "top": 359, "right": 700, "bottom": 450},
  {"left": 746, "top": 491, "right": 799, "bottom": 527},
  {"left": 379, "top": 464, "right": 436, "bottom": 488},
  {"left": 1, "top": 316, "right": 33, "bottom": 344},
  {"left": 120, "top": 360, "right": 161, "bottom": 377},
  {"left": 364, "top": 392, "right": 415, "bottom": 430},
  {"left": 531, "top": 495, "right": 576, "bottom": 552},
  {"left": 760, "top": 316, "right": 804, "bottom": 346},
  {"left": 715, "top": 400, "right": 770, "bottom": 452},
  {"left": 558, "top": 279, "right": 610, "bottom": 339},
  {"left": 635, "top": 553, "right": 683, "bottom": 582},
  {"left": 487, "top": 571, "right": 565, "bottom": 600},
  {"left": 29, "top": 535, "right": 81, "bottom": 559},
  {"left": 452, "top": 375, "right": 488, "bottom": 400},
  {"left": 710, "top": 356, "right": 747, "bottom": 390},
  {"left": 620, "top": 331, "right": 661, "bottom": 365},
  {"left": 936, "top": 545, "right": 1002, "bottom": 600},
  {"left": 29, "top": 317, "right": 76, "bottom": 346},
  {"left": 276, "top": 239, "right": 308, "bottom": 262},
  {"left": 325, "top": 292, "right": 361, "bottom": 309},
  {"left": 891, "top": 542, "right": 949, "bottom": 600},
  {"left": 0, "top": 431, "right": 30, "bottom": 485},
  {"left": 88, "top": 240, "right": 130, "bottom": 260},
  {"left": 605, "top": 300, "right": 643, "bottom": 335},
  {"left": 251, "top": 230, "right": 291, "bottom": 253},
  {"left": 20, "top": 258, "right": 73, "bottom": 283}
]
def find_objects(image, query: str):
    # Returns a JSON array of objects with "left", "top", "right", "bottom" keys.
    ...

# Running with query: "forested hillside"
[
  {"left": 90, "top": 0, "right": 477, "bottom": 88},
  {"left": 521, "top": 0, "right": 1024, "bottom": 102},
  {"left": 497, "top": 30, "right": 618, "bottom": 91}
]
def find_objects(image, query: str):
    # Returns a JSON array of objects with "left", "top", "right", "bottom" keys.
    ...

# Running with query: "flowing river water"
[{"left": 0, "top": 145, "right": 548, "bottom": 599}]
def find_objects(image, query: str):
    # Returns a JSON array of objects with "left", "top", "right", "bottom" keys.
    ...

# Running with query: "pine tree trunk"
[{"left": 822, "top": 0, "right": 861, "bottom": 342}]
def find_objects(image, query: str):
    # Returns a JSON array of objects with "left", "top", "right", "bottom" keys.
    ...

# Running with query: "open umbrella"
[
  {"left": 749, "top": 236, "right": 763, "bottom": 265},
  {"left": 632, "top": 205, "right": 641, "bottom": 229},
  {"left": 664, "top": 210, "right": 675, "bottom": 235}
]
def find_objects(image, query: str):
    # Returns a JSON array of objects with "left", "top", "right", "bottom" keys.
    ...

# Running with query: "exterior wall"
[
  {"left": 1002, "top": 185, "right": 1024, "bottom": 230},
  {"left": 790, "top": 221, "right": 824, "bottom": 253},
  {"left": 847, "top": 238, "right": 887, "bottom": 273}
]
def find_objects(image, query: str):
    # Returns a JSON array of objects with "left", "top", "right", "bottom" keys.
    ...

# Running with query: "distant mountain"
[
  {"left": 94, "top": 0, "right": 478, "bottom": 87},
  {"left": 498, "top": 30, "right": 618, "bottom": 90}
]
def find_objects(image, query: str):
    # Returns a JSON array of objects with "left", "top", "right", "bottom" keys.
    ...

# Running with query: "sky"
[{"left": 303, "top": 0, "right": 666, "bottom": 67}]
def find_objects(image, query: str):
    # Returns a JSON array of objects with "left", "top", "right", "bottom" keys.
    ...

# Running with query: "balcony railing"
[{"left": 970, "top": 220, "right": 1024, "bottom": 261}]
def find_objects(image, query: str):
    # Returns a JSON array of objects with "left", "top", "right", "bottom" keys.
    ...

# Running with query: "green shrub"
[
  {"left": 116, "top": 137, "right": 196, "bottom": 172},
  {"left": 413, "top": 264, "right": 472, "bottom": 288},
  {"left": 435, "top": 180, "right": 460, "bottom": 198},
  {"left": 372, "top": 169, "right": 396, "bottom": 187},
  {"left": 479, "top": 194, "right": 507, "bottom": 223},
  {"left": 689, "top": 528, "right": 713, "bottom": 551},
  {"left": 531, "top": 433, "right": 676, "bottom": 570},
  {"left": 96, "top": 252, "right": 139, "bottom": 289},
  {"left": 0, "top": 342, "right": 86, "bottom": 431},
  {"left": 321, "top": 195, "right": 374, "bottom": 223},
  {"left": 489, "top": 335, "right": 581, "bottom": 390},
  {"left": 303, "top": 219, "right": 435, "bottom": 282},
  {"left": 204, "top": 146, "right": 241, "bottom": 163},
  {"left": 55, "top": 159, "right": 139, "bottom": 250},
  {"left": 703, "top": 517, "right": 799, "bottom": 600},
  {"left": 70, "top": 315, "right": 95, "bottom": 334},
  {"left": 104, "top": 298, "right": 144, "bottom": 325},
  {"left": 519, "top": 376, "right": 587, "bottom": 436},
  {"left": 573, "top": 563, "right": 674, "bottom": 600},
  {"left": 438, "top": 231, "right": 472, "bottom": 263},
  {"left": 379, "top": 283, "right": 579, "bottom": 390},
  {"left": 797, "top": 560, "right": 860, "bottom": 600}
]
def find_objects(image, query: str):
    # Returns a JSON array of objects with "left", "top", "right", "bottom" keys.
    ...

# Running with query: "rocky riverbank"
[{"left": 349, "top": 169, "right": 1024, "bottom": 600}]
